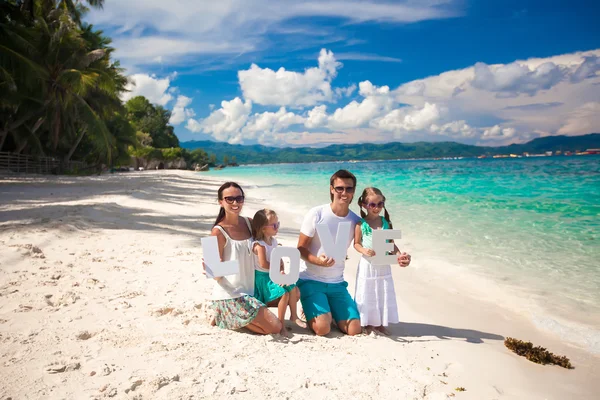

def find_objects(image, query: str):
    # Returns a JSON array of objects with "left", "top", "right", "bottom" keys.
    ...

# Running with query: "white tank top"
[{"left": 210, "top": 217, "right": 255, "bottom": 300}]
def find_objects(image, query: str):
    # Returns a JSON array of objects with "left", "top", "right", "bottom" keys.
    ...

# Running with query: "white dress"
[{"left": 354, "top": 217, "right": 399, "bottom": 327}]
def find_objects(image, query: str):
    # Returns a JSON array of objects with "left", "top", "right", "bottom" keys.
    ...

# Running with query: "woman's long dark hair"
[
  {"left": 214, "top": 182, "right": 245, "bottom": 226},
  {"left": 357, "top": 187, "right": 393, "bottom": 228}
]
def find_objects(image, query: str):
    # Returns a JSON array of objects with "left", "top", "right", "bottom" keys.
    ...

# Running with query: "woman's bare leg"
[{"left": 245, "top": 307, "right": 282, "bottom": 335}]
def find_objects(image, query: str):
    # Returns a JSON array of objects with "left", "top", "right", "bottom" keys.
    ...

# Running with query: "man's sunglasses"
[
  {"left": 333, "top": 186, "right": 355, "bottom": 194},
  {"left": 269, "top": 221, "right": 281, "bottom": 230},
  {"left": 223, "top": 196, "right": 245, "bottom": 204},
  {"left": 364, "top": 201, "right": 385, "bottom": 209}
]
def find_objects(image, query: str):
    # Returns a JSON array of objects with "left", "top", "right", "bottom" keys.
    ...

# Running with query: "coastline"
[{"left": 0, "top": 170, "right": 598, "bottom": 399}]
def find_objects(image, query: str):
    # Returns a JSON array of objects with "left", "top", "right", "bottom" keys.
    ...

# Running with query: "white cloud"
[
  {"left": 471, "top": 61, "right": 566, "bottom": 97},
  {"left": 570, "top": 55, "right": 600, "bottom": 83},
  {"left": 481, "top": 125, "right": 517, "bottom": 141},
  {"left": 430, "top": 120, "right": 477, "bottom": 138},
  {"left": 122, "top": 73, "right": 174, "bottom": 106},
  {"left": 558, "top": 102, "right": 600, "bottom": 136},
  {"left": 333, "top": 53, "right": 402, "bottom": 63},
  {"left": 89, "top": 1, "right": 459, "bottom": 69},
  {"left": 328, "top": 81, "right": 394, "bottom": 129},
  {"left": 180, "top": 48, "right": 600, "bottom": 146},
  {"left": 244, "top": 107, "right": 305, "bottom": 135},
  {"left": 335, "top": 84, "right": 357, "bottom": 98},
  {"left": 305, "top": 105, "right": 329, "bottom": 129},
  {"left": 376, "top": 103, "right": 442, "bottom": 133},
  {"left": 186, "top": 97, "right": 252, "bottom": 143},
  {"left": 169, "top": 95, "right": 196, "bottom": 125},
  {"left": 390, "top": 49, "right": 600, "bottom": 144},
  {"left": 238, "top": 49, "right": 341, "bottom": 107}
]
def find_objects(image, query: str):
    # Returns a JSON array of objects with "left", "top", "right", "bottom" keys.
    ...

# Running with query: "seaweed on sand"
[{"left": 504, "top": 337, "right": 573, "bottom": 369}]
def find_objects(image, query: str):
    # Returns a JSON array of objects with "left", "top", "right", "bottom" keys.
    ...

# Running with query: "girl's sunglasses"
[
  {"left": 268, "top": 221, "right": 281, "bottom": 230},
  {"left": 364, "top": 201, "right": 385, "bottom": 209},
  {"left": 223, "top": 196, "right": 245, "bottom": 204}
]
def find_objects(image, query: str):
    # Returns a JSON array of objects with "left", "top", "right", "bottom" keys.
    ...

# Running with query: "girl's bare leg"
[
  {"left": 288, "top": 287, "right": 307, "bottom": 328},
  {"left": 374, "top": 325, "right": 390, "bottom": 336},
  {"left": 246, "top": 307, "right": 282, "bottom": 335},
  {"left": 277, "top": 293, "right": 291, "bottom": 337}
]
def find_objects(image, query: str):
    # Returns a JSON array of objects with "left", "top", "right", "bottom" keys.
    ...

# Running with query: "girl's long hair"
[
  {"left": 251, "top": 209, "right": 277, "bottom": 241},
  {"left": 357, "top": 187, "right": 393, "bottom": 228},
  {"left": 214, "top": 182, "right": 245, "bottom": 226}
]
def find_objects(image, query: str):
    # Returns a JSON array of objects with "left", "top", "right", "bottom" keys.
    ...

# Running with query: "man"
[{"left": 297, "top": 169, "right": 362, "bottom": 336}]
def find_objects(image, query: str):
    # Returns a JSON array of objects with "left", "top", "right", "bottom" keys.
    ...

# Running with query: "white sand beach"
[{"left": 1, "top": 170, "right": 599, "bottom": 400}]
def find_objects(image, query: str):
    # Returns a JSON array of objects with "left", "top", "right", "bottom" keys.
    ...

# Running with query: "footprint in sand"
[
  {"left": 9, "top": 244, "right": 46, "bottom": 259},
  {"left": 152, "top": 307, "right": 183, "bottom": 317},
  {"left": 45, "top": 361, "right": 81, "bottom": 374},
  {"left": 50, "top": 291, "right": 80, "bottom": 308},
  {"left": 76, "top": 331, "right": 95, "bottom": 340}
]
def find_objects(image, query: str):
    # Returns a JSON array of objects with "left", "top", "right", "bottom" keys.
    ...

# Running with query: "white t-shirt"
[
  {"left": 299, "top": 204, "right": 361, "bottom": 283},
  {"left": 252, "top": 238, "right": 278, "bottom": 272}
]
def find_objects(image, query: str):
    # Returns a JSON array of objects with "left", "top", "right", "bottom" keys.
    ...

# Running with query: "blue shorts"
[{"left": 297, "top": 279, "right": 360, "bottom": 322}]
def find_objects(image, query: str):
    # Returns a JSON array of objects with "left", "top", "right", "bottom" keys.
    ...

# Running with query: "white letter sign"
[
  {"left": 316, "top": 221, "right": 351, "bottom": 262},
  {"left": 368, "top": 229, "right": 403, "bottom": 266},
  {"left": 269, "top": 247, "right": 300, "bottom": 286},
  {"left": 201, "top": 236, "right": 239, "bottom": 278}
]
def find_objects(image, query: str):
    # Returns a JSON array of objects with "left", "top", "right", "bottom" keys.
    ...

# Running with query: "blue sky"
[{"left": 89, "top": 0, "right": 600, "bottom": 147}]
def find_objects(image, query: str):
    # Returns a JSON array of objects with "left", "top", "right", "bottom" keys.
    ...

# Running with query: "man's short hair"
[{"left": 329, "top": 169, "right": 357, "bottom": 200}]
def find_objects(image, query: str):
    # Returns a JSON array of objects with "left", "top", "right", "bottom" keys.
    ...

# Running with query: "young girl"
[
  {"left": 353, "top": 187, "right": 411, "bottom": 335},
  {"left": 205, "top": 182, "right": 282, "bottom": 335},
  {"left": 251, "top": 209, "right": 306, "bottom": 337}
]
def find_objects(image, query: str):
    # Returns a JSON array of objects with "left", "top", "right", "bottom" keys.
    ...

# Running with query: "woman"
[{"left": 206, "top": 182, "right": 282, "bottom": 334}]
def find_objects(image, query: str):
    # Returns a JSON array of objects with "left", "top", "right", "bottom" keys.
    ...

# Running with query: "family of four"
[{"left": 204, "top": 169, "right": 411, "bottom": 337}]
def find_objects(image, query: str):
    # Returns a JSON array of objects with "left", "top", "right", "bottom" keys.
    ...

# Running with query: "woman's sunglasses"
[
  {"left": 223, "top": 195, "right": 245, "bottom": 204},
  {"left": 333, "top": 186, "right": 355, "bottom": 194},
  {"left": 364, "top": 201, "right": 385, "bottom": 209}
]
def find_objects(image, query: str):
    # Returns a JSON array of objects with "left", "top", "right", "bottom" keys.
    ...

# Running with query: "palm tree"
[
  {"left": 0, "top": 1, "right": 131, "bottom": 165},
  {"left": 19, "top": 0, "right": 104, "bottom": 25}
]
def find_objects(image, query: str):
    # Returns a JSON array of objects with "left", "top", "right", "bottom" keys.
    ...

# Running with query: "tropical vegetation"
[{"left": 0, "top": 0, "right": 212, "bottom": 171}]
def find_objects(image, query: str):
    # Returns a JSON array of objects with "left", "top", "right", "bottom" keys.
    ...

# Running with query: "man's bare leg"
[
  {"left": 308, "top": 313, "right": 332, "bottom": 336},
  {"left": 337, "top": 319, "right": 362, "bottom": 336}
]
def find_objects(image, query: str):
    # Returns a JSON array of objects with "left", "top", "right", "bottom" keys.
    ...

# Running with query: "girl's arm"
[
  {"left": 353, "top": 224, "right": 375, "bottom": 256},
  {"left": 255, "top": 243, "right": 270, "bottom": 270}
]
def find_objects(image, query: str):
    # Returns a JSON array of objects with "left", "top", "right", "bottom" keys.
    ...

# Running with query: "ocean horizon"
[{"left": 200, "top": 155, "right": 600, "bottom": 353}]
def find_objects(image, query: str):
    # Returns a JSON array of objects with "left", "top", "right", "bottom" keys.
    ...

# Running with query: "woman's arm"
[{"left": 202, "top": 227, "right": 228, "bottom": 281}]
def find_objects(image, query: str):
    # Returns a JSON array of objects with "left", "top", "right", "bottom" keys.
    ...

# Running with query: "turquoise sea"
[{"left": 201, "top": 156, "right": 600, "bottom": 352}]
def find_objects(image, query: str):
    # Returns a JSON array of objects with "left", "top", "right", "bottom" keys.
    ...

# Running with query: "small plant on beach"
[{"left": 504, "top": 337, "right": 573, "bottom": 369}]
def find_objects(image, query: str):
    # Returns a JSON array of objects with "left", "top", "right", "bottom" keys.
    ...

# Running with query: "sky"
[{"left": 88, "top": 0, "right": 600, "bottom": 147}]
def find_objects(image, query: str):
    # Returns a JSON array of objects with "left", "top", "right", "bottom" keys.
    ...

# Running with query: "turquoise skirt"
[{"left": 254, "top": 270, "right": 296, "bottom": 304}]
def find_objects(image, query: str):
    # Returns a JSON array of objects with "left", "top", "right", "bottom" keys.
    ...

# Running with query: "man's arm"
[{"left": 298, "top": 233, "right": 334, "bottom": 267}]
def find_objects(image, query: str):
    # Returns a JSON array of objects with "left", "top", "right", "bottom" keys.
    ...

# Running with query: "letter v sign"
[{"left": 315, "top": 222, "right": 352, "bottom": 263}]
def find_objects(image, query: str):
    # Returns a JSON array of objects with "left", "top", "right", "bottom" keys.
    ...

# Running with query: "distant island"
[{"left": 181, "top": 133, "right": 600, "bottom": 165}]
